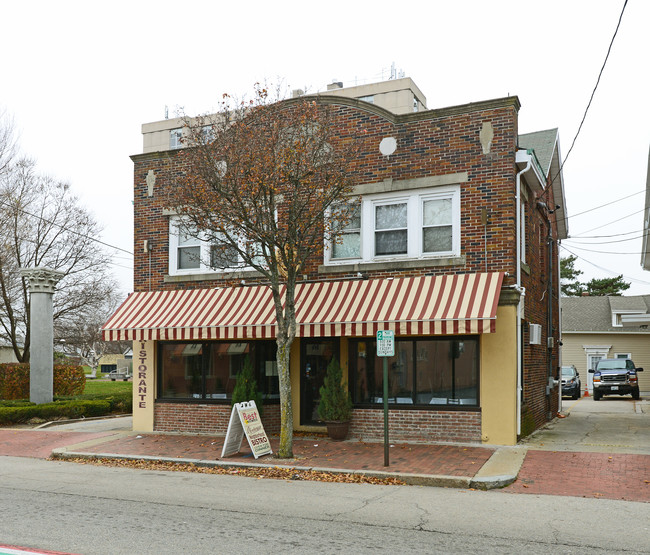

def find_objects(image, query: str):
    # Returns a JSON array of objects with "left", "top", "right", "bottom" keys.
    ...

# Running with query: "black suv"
[
  {"left": 561, "top": 365, "right": 581, "bottom": 399},
  {"left": 588, "top": 358, "right": 643, "bottom": 401}
]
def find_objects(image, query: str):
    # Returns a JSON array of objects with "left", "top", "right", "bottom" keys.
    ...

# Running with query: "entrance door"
[
  {"left": 300, "top": 339, "right": 338, "bottom": 425},
  {"left": 587, "top": 354, "right": 605, "bottom": 393}
]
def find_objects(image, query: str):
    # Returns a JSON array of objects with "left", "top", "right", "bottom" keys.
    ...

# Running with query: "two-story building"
[{"left": 103, "top": 78, "right": 567, "bottom": 445}]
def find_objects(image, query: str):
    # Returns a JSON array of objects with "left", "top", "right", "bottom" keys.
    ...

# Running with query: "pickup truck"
[{"left": 588, "top": 358, "right": 643, "bottom": 401}]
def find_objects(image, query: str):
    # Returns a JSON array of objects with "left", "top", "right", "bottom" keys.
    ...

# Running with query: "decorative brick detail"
[
  {"left": 154, "top": 402, "right": 281, "bottom": 435},
  {"left": 350, "top": 408, "right": 481, "bottom": 443}
]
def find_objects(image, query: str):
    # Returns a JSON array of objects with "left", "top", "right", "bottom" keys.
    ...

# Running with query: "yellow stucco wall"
[
  {"left": 132, "top": 340, "right": 155, "bottom": 432},
  {"left": 480, "top": 304, "right": 518, "bottom": 445}
]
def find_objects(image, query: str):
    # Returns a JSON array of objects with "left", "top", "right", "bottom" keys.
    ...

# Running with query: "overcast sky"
[{"left": 2, "top": 0, "right": 649, "bottom": 297}]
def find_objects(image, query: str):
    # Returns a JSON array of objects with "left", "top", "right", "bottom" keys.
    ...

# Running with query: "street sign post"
[{"left": 376, "top": 330, "right": 394, "bottom": 466}]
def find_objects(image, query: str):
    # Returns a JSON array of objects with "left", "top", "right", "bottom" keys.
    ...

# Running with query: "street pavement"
[{"left": 0, "top": 397, "right": 648, "bottom": 501}]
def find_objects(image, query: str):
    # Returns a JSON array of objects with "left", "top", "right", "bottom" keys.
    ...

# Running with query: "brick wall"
[
  {"left": 155, "top": 402, "right": 281, "bottom": 435},
  {"left": 350, "top": 408, "right": 481, "bottom": 443},
  {"left": 132, "top": 97, "right": 521, "bottom": 292}
]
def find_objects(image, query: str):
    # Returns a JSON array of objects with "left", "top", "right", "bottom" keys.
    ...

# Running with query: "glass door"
[{"left": 300, "top": 339, "right": 338, "bottom": 425}]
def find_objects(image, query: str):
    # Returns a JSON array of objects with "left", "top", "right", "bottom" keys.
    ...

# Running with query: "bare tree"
[
  {"left": 0, "top": 157, "right": 118, "bottom": 362},
  {"left": 0, "top": 108, "right": 19, "bottom": 176},
  {"left": 164, "top": 85, "right": 363, "bottom": 457},
  {"left": 54, "top": 289, "right": 128, "bottom": 374}
]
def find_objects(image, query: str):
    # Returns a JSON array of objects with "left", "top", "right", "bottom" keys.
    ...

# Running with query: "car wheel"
[
  {"left": 573, "top": 389, "right": 580, "bottom": 400},
  {"left": 593, "top": 390, "right": 601, "bottom": 401},
  {"left": 632, "top": 387, "right": 640, "bottom": 400}
]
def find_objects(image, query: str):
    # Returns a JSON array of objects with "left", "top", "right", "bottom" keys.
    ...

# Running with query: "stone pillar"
[{"left": 20, "top": 267, "right": 65, "bottom": 404}]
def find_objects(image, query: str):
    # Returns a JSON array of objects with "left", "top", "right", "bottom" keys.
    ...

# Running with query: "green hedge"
[
  {"left": 0, "top": 400, "right": 111, "bottom": 424},
  {"left": 0, "top": 363, "right": 85, "bottom": 400}
]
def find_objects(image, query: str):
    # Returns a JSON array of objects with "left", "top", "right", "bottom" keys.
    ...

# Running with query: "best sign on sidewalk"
[
  {"left": 376, "top": 330, "right": 395, "bottom": 357},
  {"left": 221, "top": 400, "right": 272, "bottom": 459}
]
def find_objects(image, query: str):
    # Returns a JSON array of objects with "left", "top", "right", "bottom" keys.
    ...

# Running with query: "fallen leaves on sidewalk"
[{"left": 53, "top": 456, "right": 405, "bottom": 486}]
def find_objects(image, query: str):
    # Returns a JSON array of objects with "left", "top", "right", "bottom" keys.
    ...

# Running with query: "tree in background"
[
  {"left": 560, "top": 255, "right": 630, "bottom": 296},
  {"left": 584, "top": 275, "right": 630, "bottom": 297},
  {"left": 0, "top": 121, "right": 119, "bottom": 362},
  {"left": 164, "top": 85, "right": 363, "bottom": 457},
  {"left": 54, "top": 296, "right": 129, "bottom": 375},
  {"left": 560, "top": 255, "right": 584, "bottom": 296}
]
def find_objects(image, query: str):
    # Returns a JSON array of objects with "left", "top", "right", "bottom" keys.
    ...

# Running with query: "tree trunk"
[{"left": 276, "top": 338, "right": 293, "bottom": 458}]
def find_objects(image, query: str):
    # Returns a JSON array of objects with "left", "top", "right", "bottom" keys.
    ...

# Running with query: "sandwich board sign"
[{"left": 221, "top": 400, "right": 272, "bottom": 459}]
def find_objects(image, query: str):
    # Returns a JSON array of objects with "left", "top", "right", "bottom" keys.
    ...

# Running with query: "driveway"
[{"left": 521, "top": 395, "right": 650, "bottom": 454}]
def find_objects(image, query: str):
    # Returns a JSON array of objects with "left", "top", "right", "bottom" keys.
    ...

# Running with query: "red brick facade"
[{"left": 131, "top": 94, "right": 561, "bottom": 443}]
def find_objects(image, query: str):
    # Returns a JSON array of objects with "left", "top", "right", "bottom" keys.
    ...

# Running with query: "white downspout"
[{"left": 515, "top": 150, "right": 532, "bottom": 436}]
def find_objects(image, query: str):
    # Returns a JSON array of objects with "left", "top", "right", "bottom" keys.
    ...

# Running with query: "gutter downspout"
[{"left": 515, "top": 150, "right": 532, "bottom": 436}]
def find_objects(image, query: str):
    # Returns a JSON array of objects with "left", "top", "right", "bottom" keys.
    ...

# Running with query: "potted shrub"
[
  {"left": 318, "top": 357, "right": 352, "bottom": 440},
  {"left": 232, "top": 356, "right": 263, "bottom": 415}
]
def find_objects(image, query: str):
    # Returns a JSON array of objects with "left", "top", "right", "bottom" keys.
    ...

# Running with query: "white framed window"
[
  {"left": 177, "top": 227, "right": 201, "bottom": 270},
  {"left": 170, "top": 128, "right": 183, "bottom": 150},
  {"left": 615, "top": 352, "right": 632, "bottom": 359},
  {"left": 169, "top": 217, "right": 264, "bottom": 275},
  {"left": 327, "top": 185, "right": 460, "bottom": 264},
  {"left": 331, "top": 202, "right": 361, "bottom": 259}
]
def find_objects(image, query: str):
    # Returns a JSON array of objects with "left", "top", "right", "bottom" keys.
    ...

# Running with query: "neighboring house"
[
  {"left": 561, "top": 295, "right": 650, "bottom": 394},
  {"left": 97, "top": 349, "right": 133, "bottom": 374},
  {"left": 104, "top": 77, "right": 567, "bottom": 445}
]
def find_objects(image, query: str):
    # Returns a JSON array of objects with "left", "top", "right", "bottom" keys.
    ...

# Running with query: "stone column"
[{"left": 20, "top": 267, "right": 65, "bottom": 404}]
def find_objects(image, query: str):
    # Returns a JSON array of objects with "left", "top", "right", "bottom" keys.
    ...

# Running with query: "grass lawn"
[{"left": 83, "top": 380, "right": 132, "bottom": 396}]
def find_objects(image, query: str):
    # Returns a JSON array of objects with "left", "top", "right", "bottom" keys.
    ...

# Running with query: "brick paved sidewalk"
[
  {"left": 72, "top": 432, "right": 495, "bottom": 478},
  {"left": 0, "top": 429, "right": 116, "bottom": 459},
  {"left": 502, "top": 450, "right": 650, "bottom": 503}
]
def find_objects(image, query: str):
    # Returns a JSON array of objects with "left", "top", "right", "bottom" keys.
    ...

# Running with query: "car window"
[
  {"left": 597, "top": 360, "right": 626, "bottom": 370},
  {"left": 561, "top": 367, "right": 575, "bottom": 377}
]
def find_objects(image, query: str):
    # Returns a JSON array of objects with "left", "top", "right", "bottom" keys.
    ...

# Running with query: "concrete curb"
[{"left": 49, "top": 449, "right": 475, "bottom": 489}]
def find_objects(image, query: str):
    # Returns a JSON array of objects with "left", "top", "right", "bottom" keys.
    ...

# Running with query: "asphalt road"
[{"left": 1, "top": 456, "right": 648, "bottom": 554}]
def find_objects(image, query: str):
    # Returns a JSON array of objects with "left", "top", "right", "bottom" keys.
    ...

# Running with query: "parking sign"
[{"left": 376, "top": 330, "right": 395, "bottom": 357}]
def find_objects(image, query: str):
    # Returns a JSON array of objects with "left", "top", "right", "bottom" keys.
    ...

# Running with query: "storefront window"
[
  {"left": 158, "top": 341, "right": 279, "bottom": 401},
  {"left": 350, "top": 337, "right": 479, "bottom": 407}
]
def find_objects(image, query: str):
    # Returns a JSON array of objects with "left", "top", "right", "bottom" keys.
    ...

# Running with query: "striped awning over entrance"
[{"left": 102, "top": 272, "right": 504, "bottom": 341}]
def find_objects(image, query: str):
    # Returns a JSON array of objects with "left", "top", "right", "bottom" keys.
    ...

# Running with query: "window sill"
[
  {"left": 319, "top": 255, "right": 466, "bottom": 275},
  {"left": 164, "top": 268, "right": 263, "bottom": 283}
]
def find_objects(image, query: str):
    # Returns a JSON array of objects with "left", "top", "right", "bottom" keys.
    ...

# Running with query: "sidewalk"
[
  {"left": 0, "top": 421, "right": 524, "bottom": 490},
  {"left": 50, "top": 430, "right": 526, "bottom": 490},
  {"left": 2, "top": 412, "right": 648, "bottom": 500}
]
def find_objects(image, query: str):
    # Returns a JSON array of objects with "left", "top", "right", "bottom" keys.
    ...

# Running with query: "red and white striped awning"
[{"left": 102, "top": 272, "right": 504, "bottom": 341}]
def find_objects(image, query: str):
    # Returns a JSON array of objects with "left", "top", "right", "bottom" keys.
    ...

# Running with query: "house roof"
[
  {"left": 562, "top": 295, "right": 650, "bottom": 333},
  {"left": 518, "top": 128, "right": 568, "bottom": 240},
  {"left": 519, "top": 128, "right": 558, "bottom": 175}
]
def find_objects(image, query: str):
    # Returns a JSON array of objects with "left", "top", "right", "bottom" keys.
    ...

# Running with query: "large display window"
[
  {"left": 349, "top": 337, "right": 479, "bottom": 407},
  {"left": 158, "top": 340, "right": 279, "bottom": 401}
]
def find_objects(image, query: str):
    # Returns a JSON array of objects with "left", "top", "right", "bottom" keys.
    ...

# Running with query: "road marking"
[{"left": 0, "top": 546, "right": 77, "bottom": 555}]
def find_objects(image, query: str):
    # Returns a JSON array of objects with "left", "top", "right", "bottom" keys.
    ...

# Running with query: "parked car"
[
  {"left": 588, "top": 358, "right": 643, "bottom": 401},
  {"left": 561, "top": 365, "right": 581, "bottom": 399}
]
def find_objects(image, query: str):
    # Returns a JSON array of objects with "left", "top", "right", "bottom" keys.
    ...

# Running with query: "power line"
[
  {"left": 0, "top": 197, "right": 134, "bottom": 257},
  {"left": 560, "top": 244, "right": 650, "bottom": 286},
  {"left": 543, "top": 0, "right": 629, "bottom": 199},
  {"left": 573, "top": 207, "right": 645, "bottom": 236},
  {"left": 565, "top": 233, "right": 648, "bottom": 245},
  {"left": 565, "top": 244, "right": 643, "bottom": 255},
  {"left": 565, "top": 188, "right": 644, "bottom": 222}
]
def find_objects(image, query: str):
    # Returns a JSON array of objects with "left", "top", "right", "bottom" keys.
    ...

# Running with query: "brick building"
[{"left": 104, "top": 78, "right": 567, "bottom": 445}]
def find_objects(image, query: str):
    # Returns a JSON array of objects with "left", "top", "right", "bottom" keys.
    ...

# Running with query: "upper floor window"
[
  {"left": 169, "top": 217, "right": 263, "bottom": 276},
  {"left": 327, "top": 186, "right": 460, "bottom": 264},
  {"left": 170, "top": 128, "right": 183, "bottom": 150}
]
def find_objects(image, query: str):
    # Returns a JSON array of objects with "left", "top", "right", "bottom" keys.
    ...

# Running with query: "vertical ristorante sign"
[{"left": 137, "top": 341, "right": 149, "bottom": 409}]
